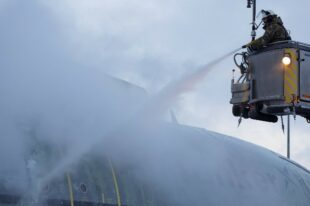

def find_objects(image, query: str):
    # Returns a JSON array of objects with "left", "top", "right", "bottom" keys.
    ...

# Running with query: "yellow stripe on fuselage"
[
  {"left": 66, "top": 173, "right": 75, "bottom": 206},
  {"left": 109, "top": 159, "right": 121, "bottom": 206}
]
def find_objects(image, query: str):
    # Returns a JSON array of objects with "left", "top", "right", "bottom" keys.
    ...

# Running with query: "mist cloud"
[{"left": 0, "top": 1, "right": 309, "bottom": 205}]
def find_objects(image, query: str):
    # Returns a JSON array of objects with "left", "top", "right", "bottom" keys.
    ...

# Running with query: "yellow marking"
[
  {"left": 284, "top": 95, "right": 292, "bottom": 103},
  {"left": 284, "top": 77, "right": 297, "bottom": 103},
  {"left": 284, "top": 75, "right": 297, "bottom": 91},
  {"left": 283, "top": 48, "right": 299, "bottom": 104},
  {"left": 109, "top": 159, "right": 121, "bottom": 206},
  {"left": 290, "top": 50, "right": 298, "bottom": 61},
  {"left": 285, "top": 48, "right": 298, "bottom": 61},
  {"left": 102, "top": 193, "right": 105, "bottom": 204},
  {"left": 284, "top": 84, "right": 293, "bottom": 95},
  {"left": 284, "top": 85, "right": 298, "bottom": 103},
  {"left": 290, "top": 60, "right": 298, "bottom": 69},
  {"left": 284, "top": 84, "right": 295, "bottom": 103},
  {"left": 66, "top": 173, "right": 75, "bottom": 206},
  {"left": 285, "top": 69, "right": 298, "bottom": 83},
  {"left": 286, "top": 65, "right": 298, "bottom": 80}
]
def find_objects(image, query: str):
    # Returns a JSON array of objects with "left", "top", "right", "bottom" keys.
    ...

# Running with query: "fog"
[
  {"left": 0, "top": 1, "right": 310, "bottom": 206},
  {"left": 0, "top": 0, "right": 237, "bottom": 190},
  {"left": 0, "top": 0, "right": 147, "bottom": 193}
]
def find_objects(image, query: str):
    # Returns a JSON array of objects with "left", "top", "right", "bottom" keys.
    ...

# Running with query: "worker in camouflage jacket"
[{"left": 243, "top": 10, "right": 291, "bottom": 50}]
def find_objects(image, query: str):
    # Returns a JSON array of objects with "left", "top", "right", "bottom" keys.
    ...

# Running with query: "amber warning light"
[{"left": 282, "top": 54, "right": 291, "bottom": 66}]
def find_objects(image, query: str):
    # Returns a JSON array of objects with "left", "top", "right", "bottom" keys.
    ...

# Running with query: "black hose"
[{"left": 233, "top": 52, "right": 249, "bottom": 76}]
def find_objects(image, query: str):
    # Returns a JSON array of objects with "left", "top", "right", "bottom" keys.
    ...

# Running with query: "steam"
[
  {"left": 1, "top": 2, "right": 310, "bottom": 206},
  {"left": 0, "top": 2, "right": 240, "bottom": 193},
  {"left": 144, "top": 48, "right": 241, "bottom": 116},
  {"left": 37, "top": 46, "right": 239, "bottom": 187},
  {"left": 0, "top": 1, "right": 243, "bottom": 205}
]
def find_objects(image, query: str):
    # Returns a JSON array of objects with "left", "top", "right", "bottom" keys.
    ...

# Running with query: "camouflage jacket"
[{"left": 249, "top": 16, "right": 291, "bottom": 50}]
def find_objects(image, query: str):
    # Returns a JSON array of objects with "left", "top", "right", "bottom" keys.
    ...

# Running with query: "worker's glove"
[{"left": 242, "top": 42, "right": 253, "bottom": 49}]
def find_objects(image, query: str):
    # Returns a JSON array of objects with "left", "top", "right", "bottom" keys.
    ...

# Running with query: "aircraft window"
[{"left": 80, "top": 183, "right": 87, "bottom": 193}]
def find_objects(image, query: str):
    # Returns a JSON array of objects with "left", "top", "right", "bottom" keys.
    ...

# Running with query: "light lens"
[{"left": 282, "top": 56, "right": 291, "bottom": 66}]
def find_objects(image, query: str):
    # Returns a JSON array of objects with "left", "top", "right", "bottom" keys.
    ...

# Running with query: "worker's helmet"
[{"left": 258, "top": 10, "right": 276, "bottom": 23}]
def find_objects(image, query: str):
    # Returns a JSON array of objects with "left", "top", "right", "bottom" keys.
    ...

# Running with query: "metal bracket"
[
  {"left": 291, "top": 94, "right": 297, "bottom": 120},
  {"left": 281, "top": 116, "right": 285, "bottom": 133}
]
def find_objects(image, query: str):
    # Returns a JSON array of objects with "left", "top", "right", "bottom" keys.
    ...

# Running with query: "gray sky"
[{"left": 1, "top": 0, "right": 309, "bottom": 167}]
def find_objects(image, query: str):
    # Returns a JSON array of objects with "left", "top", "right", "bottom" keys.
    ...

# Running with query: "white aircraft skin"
[
  {"left": 91, "top": 76, "right": 310, "bottom": 206},
  {"left": 140, "top": 123, "right": 310, "bottom": 206},
  {"left": 0, "top": 75, "right": 310, "bottom": 206},
  {"left": 0, "top": 75, "right": 309, "bottom": 206}
]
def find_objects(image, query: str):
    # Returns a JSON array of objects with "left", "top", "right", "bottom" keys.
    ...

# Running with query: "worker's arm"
[{"left": 246, "top": 25, "right": 277, "bottom": 50}]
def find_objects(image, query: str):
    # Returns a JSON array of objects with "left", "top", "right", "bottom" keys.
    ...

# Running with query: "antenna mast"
[{"left": 247, "top": 0, "right": 257, "bottom": 41}]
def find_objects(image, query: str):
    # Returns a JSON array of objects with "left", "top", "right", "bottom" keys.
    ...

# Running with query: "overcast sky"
[{"left": 1, "top": 0, "right": 309, "bottom": 168}]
